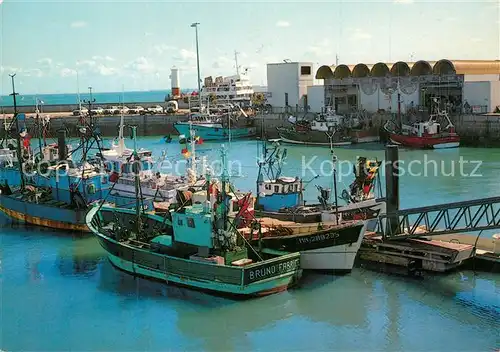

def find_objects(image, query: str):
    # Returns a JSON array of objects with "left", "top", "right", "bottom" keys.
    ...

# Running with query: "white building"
[
  {"left": 315, "top": 59, "right": 500, "bottom": 114},
  {"left": 266, "top": 62, "right": 314, "bottom": 108}
]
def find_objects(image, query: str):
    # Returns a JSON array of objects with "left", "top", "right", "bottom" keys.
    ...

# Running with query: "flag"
[
  {"left": 178, "top": 134, "right": 186, "bottom": 140},
  {"left": 181, "top": 147, "right": 189, "bottom": 154},
  {"left": 182, "top": 151, "right": 191, "bottom": 158},
  {"left": 195, "top": 136, "right": 204, "bottom": 145},
  {"left": 23, "top": 133, "right": 31, "bottom": 148}
]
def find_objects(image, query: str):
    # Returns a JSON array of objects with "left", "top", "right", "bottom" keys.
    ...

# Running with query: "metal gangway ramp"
[{"left": 375, "top": 196, "right": 500, "bottom": 240}]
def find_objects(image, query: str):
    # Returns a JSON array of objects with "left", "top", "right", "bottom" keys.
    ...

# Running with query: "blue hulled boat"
[
  {"left": 0, "top": 78, "right": 115, "bottom": 232},
  {"left": 173, "top": 112, "right": 256, "bottom": 142}
]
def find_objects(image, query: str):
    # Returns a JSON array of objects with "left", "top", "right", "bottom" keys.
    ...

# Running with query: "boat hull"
[
  {"left": 388, "top": 132, "right": 460, "bottom": 149},
  {"left": 173, "top": 123, "right": 256, "bottom": 141},
  {"left": 257, "top": 222, "right": 365, "bottom": 271},
  {"left": 88, "top": 206, "right": 302, "bottom": 297},
  {"left": 0, "top": 193, "right": 88, "bottom": 231},
  {"left": 259, "top": 198, "right": 386, "bottom": 228},
  {"left": 351, "top": 129, "right": 380, "bottom": 143},
  {"left": 276, "top": 127, "right": 352, "bottom": 146}
]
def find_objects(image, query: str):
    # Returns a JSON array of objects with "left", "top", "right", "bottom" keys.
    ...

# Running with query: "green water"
[{"left": 1, "top": 138, "right": 499, "bottom": 351}]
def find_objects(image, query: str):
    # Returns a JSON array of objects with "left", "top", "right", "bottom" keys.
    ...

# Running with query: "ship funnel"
[{"left": 57, "top": 128, "right": 67, "bottom": 161}]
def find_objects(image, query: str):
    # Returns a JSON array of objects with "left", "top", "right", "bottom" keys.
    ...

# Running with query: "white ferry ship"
[{"left": 200, "top": 73, "right": 254, "bottom": 107}]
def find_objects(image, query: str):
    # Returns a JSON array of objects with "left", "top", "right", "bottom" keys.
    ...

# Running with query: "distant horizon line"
[{"left": 0, "top": 84, "right": 269, "bottom": 97}]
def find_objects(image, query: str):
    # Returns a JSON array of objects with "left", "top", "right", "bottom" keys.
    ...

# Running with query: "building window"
[
  {"left": 178, "top": 218, "right": 183, "bottom": 226},
  {"left": 265, "top": 184, "right": 271, "bottom": 190},
  {"left": 300, "top": 66, "right": 311, "bottom": 75},
  {"left": 274, "top": 185, "right": 280, "bottom": 193},
  {"left": 187, "top": 217, "right": 195, "bottom": 228}
]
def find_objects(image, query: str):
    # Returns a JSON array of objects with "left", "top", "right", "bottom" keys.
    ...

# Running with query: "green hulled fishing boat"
[{"left": 86, "top": 133, "right": 302, "bottom": 297}]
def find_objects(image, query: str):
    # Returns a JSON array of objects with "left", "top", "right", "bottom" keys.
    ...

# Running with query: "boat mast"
[
  {"left": 189, "top": 121, "right": 196, "bottom": 182},
  {"left": 9, "top": 74, "right": 25, "bottom": 189},
  {"left": 35, "top": 98, "right": 43, "bottom": 159},
  {"left": 220, "top": 145, "right": 228, "bottom": 231},
  {"left": 77, "top": 71, "right": 82, "bottom": 112},
  {"left": 396, "top": 79, "right": 402, "bottom": 130},
  {"left": 328, "top": 133, "right": 339, "bottom": 224},
  {"left": 117, "top": 85, "right": 126, "bottom": 155},
  {"left": 130, "top": 125, "right": 142, "bottom": 233}
]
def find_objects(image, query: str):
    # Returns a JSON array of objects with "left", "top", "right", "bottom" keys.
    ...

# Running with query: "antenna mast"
[{"left": 234, "top": 50, "right": 240, "bottom": 75}]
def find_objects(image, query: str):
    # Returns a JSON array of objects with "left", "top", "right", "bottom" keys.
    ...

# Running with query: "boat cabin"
[
  {"left": 42, "top": 143, "right": 73, "bottom": 162},
  {"left": 172, "top": 203, "right": 214, "bottom": 248},
  {"left": 257, "top": 176, "right": 302, "bottom": 212},
  {"left": 191, "top": 190, "right": 255, "bottom": 219},
  {"left": 410, "top": 121, "right": 441, "bottom": 137}
]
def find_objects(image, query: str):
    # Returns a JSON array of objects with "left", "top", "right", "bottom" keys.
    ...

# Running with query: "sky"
[{"left": 0, "top": 0, "right": 499, "bottom": 94}]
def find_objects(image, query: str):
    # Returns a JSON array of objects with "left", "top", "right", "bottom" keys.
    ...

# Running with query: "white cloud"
[
  {"left": 97, "top": 65, "right": 117, "bottom": 76},
  {"left": 76, "top": 58, "right": 118, "bottom": 76},
  {"left": 37, "top": 58, "right": 53, "bottom": 66},
  {"left": 60, "top": 68, "right": 77, "bottom": 77},
  {"left": 275, "top": 20, "right": 290, "bottom": 28},
  {"left": 23, "top": 68, "right": 44, "bottom": 77},
  {"left": 177, "top": 48, "right": 197, "bottom": 61},
  {"left": 91, "top": 55, "right": 115, "bottom": 62},
  {"left": 306, "top": 38, "right": 332, "bottom": 57},
  {"left": 350, "top": 29, "right": 372, "bottom": 40},
  {"left": 124, "top": 56, "right": 157, "bottom": 74},
  {"left": 211, "top": 55, "right": 233, "bottom": 70},
  {"left": 154, "top": 44, "right": 177, "bottom": 55},
  {"left": 71, "top": 20, "right": 87, "bottom": 28},
  {"left": 393, "top": 0, "right": 414, "bottom": 4}
]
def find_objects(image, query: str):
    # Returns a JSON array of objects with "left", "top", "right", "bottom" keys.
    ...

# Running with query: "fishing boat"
[
  {"left": 248, "top": 139, "right": 376, "bottom": 271},
  {"left": 173, "top": 110, "right": 256, "bottom": 142},
  {"left": 277, "top": 108, "right": 352, "bottom": 146},
  {"left": 0, "top": 76, "right": 111, "bottom": 231},
  {"left": 86, "top": 140, "right": 302, "bottom": 297},
  {"left": 255, "top": 140, "right": 386, "bottom": 223},
  {"left": 384, "top": 97, "right": 460, "bottom": 149},
  {"left": 97, "top": 114, "right": 205, "bottom": 205}
]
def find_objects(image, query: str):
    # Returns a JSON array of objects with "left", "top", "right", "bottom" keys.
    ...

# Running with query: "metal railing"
[{"left": 375, "top": 196, "right": 500, "bottom": 239}]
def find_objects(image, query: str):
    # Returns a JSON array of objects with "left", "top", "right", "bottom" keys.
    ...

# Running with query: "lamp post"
[{"left": 191, "top": 22, "right": 202, "bottom": 108}]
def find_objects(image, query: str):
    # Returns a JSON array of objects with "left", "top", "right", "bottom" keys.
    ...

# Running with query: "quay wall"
[
  {"left": 1, "top": 112, "right": 499, "bottom": 147},
  {"left": 0, "top": 102, "right": 169, "bottom": 114}
]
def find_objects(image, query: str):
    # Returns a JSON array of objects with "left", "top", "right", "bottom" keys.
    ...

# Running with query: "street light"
[{"left": 191, "top": 22, "right": 202, "bottom": 107}]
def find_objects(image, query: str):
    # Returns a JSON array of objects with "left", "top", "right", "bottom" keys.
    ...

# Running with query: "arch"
[
  {"left": 352, "top": 63, "right": 371, "bottom": 78},
  {"left": 333, "top": 64, "right": 352, "bottom": 79},
  {"left": 390, "top": 61, "right": 410, "bottom": 76},
  {"left": 315, "top": 65, "right": 334, "bottom": 79},
  {"left": 371, "top": 62, "right": 390, "bottom": 77},
  {"left": 433, "top": 59, "right": 456, "bottom": 75},
  {"left": 410, "top": 60, "right": 432, "bottom": 76}
]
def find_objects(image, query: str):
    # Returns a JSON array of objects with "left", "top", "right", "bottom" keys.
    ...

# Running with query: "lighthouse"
[{"left": 170, "top": 67, "right": 180, "bottom": 97}]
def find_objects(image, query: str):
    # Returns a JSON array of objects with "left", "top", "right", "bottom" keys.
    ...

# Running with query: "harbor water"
[{"left": 2, "top": 139, "right": 500, "bottom": 351}]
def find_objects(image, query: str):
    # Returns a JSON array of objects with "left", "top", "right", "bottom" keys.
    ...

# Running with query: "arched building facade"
[{"left": 315, "top": 59, "right": 500, "bottom": 114}]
